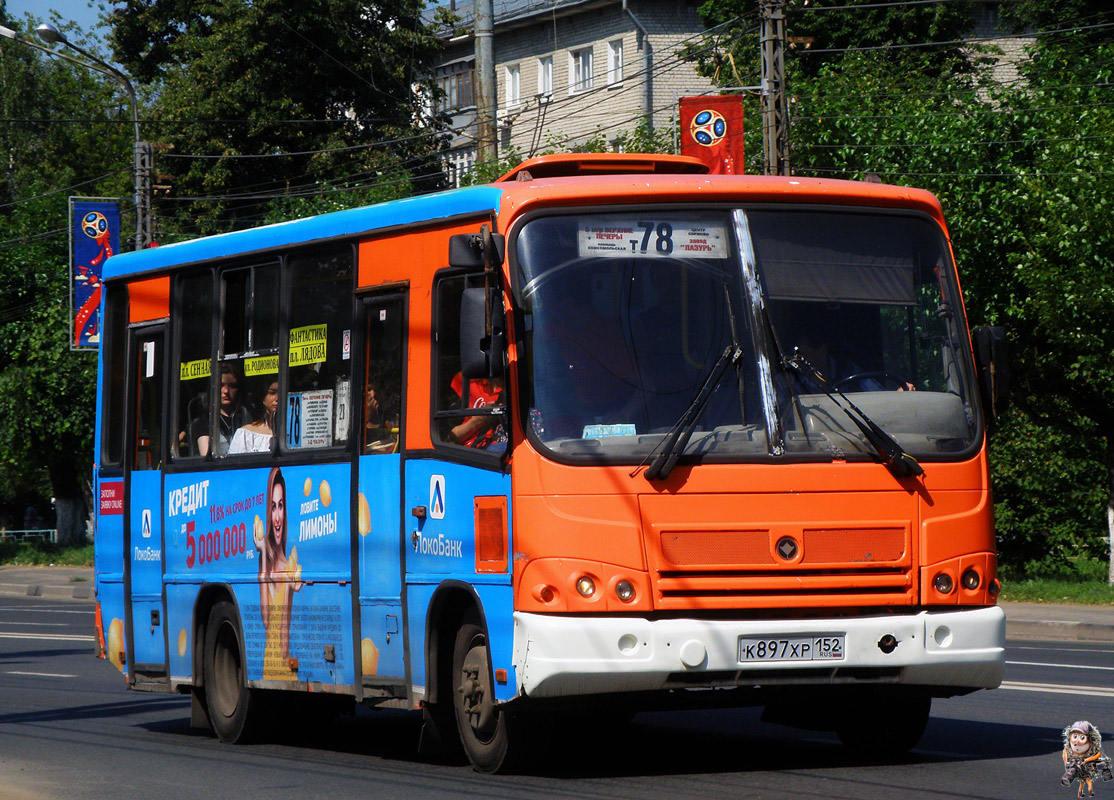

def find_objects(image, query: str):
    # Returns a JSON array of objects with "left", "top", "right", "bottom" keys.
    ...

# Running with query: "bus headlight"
[
  {"left": 614, "top": 580, "right": 635, "bottom": 602},
  {"left": 575, "top": 576, "right": 596, "bottom": 598},
  {"left": 933, "top": 572, "right": 954, "bottom": 594},
  {"left": 961, "top": 568, "right": 980, "bottom": 590}
]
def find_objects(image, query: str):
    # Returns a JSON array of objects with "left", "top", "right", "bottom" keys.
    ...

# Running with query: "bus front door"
[
  {"left": 124, "top": 325, "right": 169, "bottom": 684},
  {"left": 355, "top": 293, "right": 408, "bottom": 696}
]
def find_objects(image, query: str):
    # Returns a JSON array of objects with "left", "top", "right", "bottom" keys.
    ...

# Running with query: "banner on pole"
[
  {"left": 679, "top": 95, "right": 745, "bottom": 175},
  {"left": 70, "top": 198, "right": 120, "bottom": 350}
]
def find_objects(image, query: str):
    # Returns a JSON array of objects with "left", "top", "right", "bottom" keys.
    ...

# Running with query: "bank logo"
[
  {"left": 141, "top": 509, "right": 153, "bottom": 539},
  {"left": 429, "top": 474, "right": 446, "bottom": 520}
]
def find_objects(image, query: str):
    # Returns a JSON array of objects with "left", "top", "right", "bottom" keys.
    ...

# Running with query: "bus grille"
[{"left": 652, "top": 527, "right": 913, "bottom": 609}]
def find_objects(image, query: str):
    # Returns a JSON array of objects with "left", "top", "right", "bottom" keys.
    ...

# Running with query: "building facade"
[{"left": 434, "top": 0, "right": 715, "bottom": 184}]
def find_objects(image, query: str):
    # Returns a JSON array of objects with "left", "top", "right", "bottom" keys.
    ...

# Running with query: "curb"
[
  {"left": 0, "top": 581, "right": 94, "bottom": 601},
  {"left": 1006, "top": 619, "right": 1114, "bottom": 643}
]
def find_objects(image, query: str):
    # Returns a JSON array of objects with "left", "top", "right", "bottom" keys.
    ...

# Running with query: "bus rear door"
[
  {"left": 356, "top": 293, "right": 408, "bottom": 697},
  {"left": 125, "top": 324, "right": 169, "bottom": 684}
]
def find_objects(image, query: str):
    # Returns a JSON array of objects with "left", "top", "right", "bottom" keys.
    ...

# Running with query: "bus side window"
[
  {"left": 433, "top": 273, "right": 506, "bottom": 452},
  {"left": 220, "top": 263, "right": 280, "bottom": 457},
  {"left": 134, "top": 333, "right": 164, "bottom": 471},
  {"left": 363, "top": 297, "right": 403, "bottom": 455},
  {"left": 174, "top": 270, "right": 214, "bottom": 458},
  {"left": 285, "top": 245, "right": 354, "bottom": 450},
  {"left": 100, "top": 284, "right": 128, "bottom": 468}
]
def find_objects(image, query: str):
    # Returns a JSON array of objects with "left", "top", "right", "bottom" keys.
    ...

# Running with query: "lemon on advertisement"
[{"left": 289, "top": 324, "right": 327, "bottom": 367}]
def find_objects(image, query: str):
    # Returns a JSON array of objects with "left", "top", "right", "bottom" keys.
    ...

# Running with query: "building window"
[
  {"left": 505, "top": 64, "right": 521, "bottom": 107},
  {"left": 435, "top": 60, "right": 475, "bottom": 112},
  {"left": 569, "top": 47, "right": 593, "bottom": 93},
  {"left": 537, "top": 56, "right": 553, "bottom": 101},
  {"left": 607, "top": 39, "right": 624, "bottom": 85}
]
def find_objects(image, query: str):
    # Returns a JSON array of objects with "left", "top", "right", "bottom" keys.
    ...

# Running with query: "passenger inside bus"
[
  {"left": 193, "top": 361, "right": 253, "bottom": 456},
  {"left": 448, "top": 374, "right": 506, "bottom": 450},
  {"left": 776, "top": 303, "right": 916, "bottom": 393},
  {"left": 228, "top": 380, "right": 278, "bottom": 454}
]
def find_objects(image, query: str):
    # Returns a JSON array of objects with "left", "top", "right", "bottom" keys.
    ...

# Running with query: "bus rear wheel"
[
  {"left": 451, "top": 615, "right": 512, "bottom": 772},
  {"left": 204, "top": 600, "right": 257, "bottom": 743}
]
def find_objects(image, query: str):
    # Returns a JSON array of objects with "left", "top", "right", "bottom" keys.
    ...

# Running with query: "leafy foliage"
[
  {"left": 684, "top": 0, "right": 1114, "bottom": 576},
  {"left": 108, "top": 0, "right": 449, "bottom": 236}
]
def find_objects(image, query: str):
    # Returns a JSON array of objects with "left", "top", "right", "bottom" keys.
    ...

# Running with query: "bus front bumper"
[{"left": 512, "top": 606, "right": 1005, "bottom": 699}]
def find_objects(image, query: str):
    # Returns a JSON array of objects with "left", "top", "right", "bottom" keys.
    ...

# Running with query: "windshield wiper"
[
  {"left": 782, "top": 352, "right": 924, "bottom": 479},
  {"left": 643, "top": 343, "right": 741, "bottom": 481},
  {"left": 643, "top": 286, "right": 744, "bottom": 482}
]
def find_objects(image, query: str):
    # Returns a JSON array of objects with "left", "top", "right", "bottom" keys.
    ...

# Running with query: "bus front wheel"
[
  {"left": 451, "top": 614, "right": 511, "bottom": 772},
  {"left": 836, "top": 694, "right": 930, "bottom": 756},
  {"left": 204, "top": 600, "right": 257, "bottom": 743}
]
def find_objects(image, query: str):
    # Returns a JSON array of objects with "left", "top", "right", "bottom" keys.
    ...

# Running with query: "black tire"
[
  {"left": 204, "top": 600, "right": 257, "bottom": 743},
  {"left": 836, "top": 694, "right": 930, "bottom": 756},
  {"left": 451, "top": 614, "right": 513, "bottom": 772}
]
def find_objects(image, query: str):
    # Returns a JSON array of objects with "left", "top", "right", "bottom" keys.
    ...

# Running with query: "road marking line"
[
  {"left": 1001, "top": 680, "right": 1114, "bottom": 698},
  {"left": 5, "top": 671, "right": 77, "bottom": 678},
  {"left": 1007, "top": 660, "right": 1114, "bottom": 672},
  {"left": 0, "top": 632, "right": 93, "bottom": 642},
  {"left": 1011, "top": 645, "right": 1114, "bottom": 654},
  {"left": 0, "top": 607, "right": 89, "bottom": 614}
]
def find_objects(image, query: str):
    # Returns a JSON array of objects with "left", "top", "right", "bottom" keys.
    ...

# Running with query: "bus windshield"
[{"left": 516, "top": 207, "right": 979, "bottom": 464}]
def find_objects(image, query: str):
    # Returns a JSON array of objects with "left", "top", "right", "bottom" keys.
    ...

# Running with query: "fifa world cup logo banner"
[
  {"left": 679, "top": 96, "right": 745, "bottom": 174},
  {"left": 70, "top": 198, "right": 121, "bottom": 349}
]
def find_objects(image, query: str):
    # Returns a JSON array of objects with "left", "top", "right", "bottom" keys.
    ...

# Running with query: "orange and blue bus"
[{"left": 93, "top": 153, "right": 1009, "bottom": 772}]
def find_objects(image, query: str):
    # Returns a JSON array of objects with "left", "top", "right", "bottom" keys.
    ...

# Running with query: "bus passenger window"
[
  {"left": 174, "top": 270, "right": 213, "bottom": 458},
  {"left": 100, "top": 285, "right": 128, "bottom": 467},
  {"left": 433, "top": 274, "right": 506, "bottom": 452},
  {"left": 364, "top": 297, "right": 403, "bottom": 455},
  {"left": 286, "top": 246, "right": 354, "bottom": 450},
  {"left": 220, "top": 263, "right": 280, "bottom": 457},
  {"left": 134, "top": 333, "right": 164, "bottom": 471}
]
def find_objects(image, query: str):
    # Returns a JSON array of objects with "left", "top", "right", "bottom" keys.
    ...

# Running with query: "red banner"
[{"left": 679, "top": 96, "right": 745, "bottom": 174}]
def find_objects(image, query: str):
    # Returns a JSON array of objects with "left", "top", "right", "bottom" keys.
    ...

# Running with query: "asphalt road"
[{"left": 0, "top": 596, "right": 1108, "bottom": 800}]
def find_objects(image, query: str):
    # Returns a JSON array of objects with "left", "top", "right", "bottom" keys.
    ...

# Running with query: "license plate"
[{"left": 738, "top": 635, "right": 845, "bottom": 662}]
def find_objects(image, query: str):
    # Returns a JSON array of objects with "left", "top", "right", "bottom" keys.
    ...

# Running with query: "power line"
[{"left": 797, "top": 20, "right": 1114, "bottom": 55}]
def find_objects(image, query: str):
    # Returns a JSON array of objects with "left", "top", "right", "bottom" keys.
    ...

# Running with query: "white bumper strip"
[{"left": 513, "top": 606, "right": 1005, "bottom": 699}]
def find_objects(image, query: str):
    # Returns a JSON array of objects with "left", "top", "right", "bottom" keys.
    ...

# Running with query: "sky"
[{"left": 6, "top": 0, "right": 107, "bottom": 42}]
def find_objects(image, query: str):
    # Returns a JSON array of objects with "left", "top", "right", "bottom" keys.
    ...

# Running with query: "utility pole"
[
  {"left": 474, "top": 0, "right": 497, "bottom": 166},
  {"left": 760, "top": 0, "right": 790, "bottom": 176}
]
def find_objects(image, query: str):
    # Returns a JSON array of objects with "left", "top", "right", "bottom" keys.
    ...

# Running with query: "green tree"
[
  {"left": 0, "top": 13, "right": 132, "bottom": 542},
  {"left": 682, "top": 1, "right": 1114, "bottom": 577},
  {"left": 107, "top": 0, "right": 449, "bottom": 237}
]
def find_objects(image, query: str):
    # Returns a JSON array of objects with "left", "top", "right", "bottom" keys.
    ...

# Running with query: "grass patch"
[
  {"left": 0, "top": 541, "right": 93, "bottom": 567},
  {"left": 998, "top": 578, "right": 1114, "bottom": 605},
  {"left": 996, "top": 556, "right": 1114, "bottom": 604}
]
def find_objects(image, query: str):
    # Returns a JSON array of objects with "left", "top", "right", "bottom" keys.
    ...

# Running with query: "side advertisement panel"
[{"left": 164, "top": 463, "right": 354, "bottom": 688}]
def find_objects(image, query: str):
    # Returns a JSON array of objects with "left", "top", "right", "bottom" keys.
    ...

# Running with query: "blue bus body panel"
[
  {"left": 103, "top": 186, "right": 505, "bottom": 280},
  {"left": 129, "top": 471, "right": 165, "bottom": 667},
  {"left": 357, "top": 453, "right": 405, "bottom": 679},
  {"left": 164, "top": 463, "right": 354, "bottom": 686},
  {"left": 403, "top": 460, "right": 515, "bottom": 702}
]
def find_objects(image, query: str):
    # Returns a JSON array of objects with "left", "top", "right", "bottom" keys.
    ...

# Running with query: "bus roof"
[
  {"left": 103, "top": 156, "right": 946, "bottom": 281},
  {"left": 103, "top": 184, "right": 505, "bottom": 280}
]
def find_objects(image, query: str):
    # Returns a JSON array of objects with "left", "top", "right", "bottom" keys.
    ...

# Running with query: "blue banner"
[{"left": 71, "top": 198, "right": 121, "bottom": 349}]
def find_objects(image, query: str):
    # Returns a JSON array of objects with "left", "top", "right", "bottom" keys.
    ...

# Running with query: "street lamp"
[{"left": 0, "top": 22, "right": 151, "bottom": 250}]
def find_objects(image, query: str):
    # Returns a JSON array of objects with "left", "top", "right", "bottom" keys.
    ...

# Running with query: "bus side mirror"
[
  {"left": 972, "top": 325, "right": 1009, "bottom": 430},
  {"left": 460, "top": 287, "right": 506, "bottom": 380},
  {"left": 448, "top": 232, "right": 505, "bottom": 268}
]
